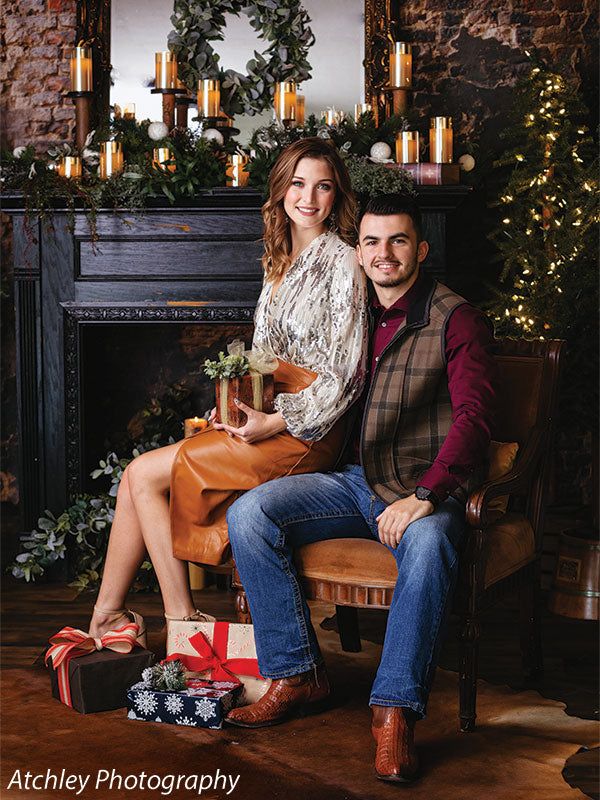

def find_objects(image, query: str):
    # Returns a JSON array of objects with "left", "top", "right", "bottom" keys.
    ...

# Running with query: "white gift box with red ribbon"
[{"left": 166, "top": 620, "right": 270, "bottom": 706}]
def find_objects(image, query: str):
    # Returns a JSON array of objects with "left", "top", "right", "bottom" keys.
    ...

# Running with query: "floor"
[{"left": 1, "top": 578, "right": 598, "bottom": 798}]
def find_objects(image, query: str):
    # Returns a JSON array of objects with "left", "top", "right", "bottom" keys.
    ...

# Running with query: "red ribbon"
[
  {"left": 166, "top": 622, "right": 262, "bottom": 684},
  {"left": 45, "top": 623, "right": 140, "bottom": 708}
]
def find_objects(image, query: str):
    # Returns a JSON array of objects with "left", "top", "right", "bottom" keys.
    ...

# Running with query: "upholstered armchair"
[{"left": 228, "top": 338, "right": 564, "bottom": 731}]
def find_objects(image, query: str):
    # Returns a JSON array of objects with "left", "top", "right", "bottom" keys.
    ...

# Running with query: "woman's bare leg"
[{"left": 89, "top": 440, "right": 196, "bottom": 637}]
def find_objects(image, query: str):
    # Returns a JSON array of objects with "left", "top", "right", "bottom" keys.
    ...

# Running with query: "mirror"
[{"left": 110, "top": 0, "right": 365, "bottom": 144}]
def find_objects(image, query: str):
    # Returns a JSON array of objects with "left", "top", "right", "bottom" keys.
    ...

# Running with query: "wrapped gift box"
[
  {"left": 127, "top": 678, "right": 242, "bottom": 729},
  {"left": 166, "top": 620, "right": 270, "bottom": 705},
  {"left": 48, "top": 648, "right": 155, "bottom": 714},
  {"left": 215, "top": 373, "right": 275, "bottom": 427}
]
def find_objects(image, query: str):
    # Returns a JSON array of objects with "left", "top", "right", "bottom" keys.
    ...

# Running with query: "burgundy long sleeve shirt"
[{"left": 353, "top": 271, "right": 498, "bottom": 503}]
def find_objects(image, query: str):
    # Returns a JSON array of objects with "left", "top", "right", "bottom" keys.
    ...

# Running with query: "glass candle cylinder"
[
  {"left": 197, "top": 79, "right": 221, "bottom": 118},
  {"left": 226, "top": 154, "right": 249, "bottom": 187},
  {"left": 324, "top": 108, "right": 344, "bottom": 126},
  {"left": 296, "top": 94, "right": 305, "bottom": 125},
  {"left": 390, "top": 42, "right": 412, "bottom": 89},
  {"left": 153, "top": 147, "right": 175, "bottom": 172},
  {"left": 354, "top": 102, "right": 372, "bottom": 122},
  {"left": 429, "top": 117, "right": 453, "bottom": 163},
  {"left": 99, "top": 141, "right": 123, "bottom": 179},
  {"left": 155, "top": 51, "right": 178, "bottom": 90},
  {"left": 123, "top": 103, "right": 136, "bottom": 120},
  {"left": 70, "top": 46, "right": 93, "bottom": 92},
  {"left": 184, "top": 417, "right": 207, "bottom": 437},
  {"left": 57, "top": 156, "right": 82, "bottom": 179},
  {"left": 274, "top": 81, "right": 296, "bottom": 122},
  {"left": 396, "top": 131, "right": 420, "bottom": 163}
]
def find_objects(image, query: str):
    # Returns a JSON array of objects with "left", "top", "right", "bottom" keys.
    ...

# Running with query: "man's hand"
[
  {"left": 376, "top": 494, "right": 435, "bottom": 548},
  {"left": 212, "top": 400, "right": 287, "bottom": 444}
]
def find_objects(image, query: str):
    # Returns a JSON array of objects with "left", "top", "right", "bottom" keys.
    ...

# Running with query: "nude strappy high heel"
[
  {"left": 163, "top": 610, "right": 216, "bottom": 623},
  {"left": 92, "top": 605, "right": 147, "bottom": 649}
]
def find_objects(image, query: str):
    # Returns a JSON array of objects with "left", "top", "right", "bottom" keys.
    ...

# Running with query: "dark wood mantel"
[{"left": 5, "top": 187, "right": 470, "bottom": 527}]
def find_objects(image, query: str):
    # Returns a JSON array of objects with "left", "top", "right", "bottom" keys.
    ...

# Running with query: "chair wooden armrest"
[{"left": 466, "top": 425, "right": 546, "bottom": 528}]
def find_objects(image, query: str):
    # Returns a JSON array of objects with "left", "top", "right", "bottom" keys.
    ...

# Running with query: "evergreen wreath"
[{"left": 168, "top": 0, "right": 315, "bottom": 117}]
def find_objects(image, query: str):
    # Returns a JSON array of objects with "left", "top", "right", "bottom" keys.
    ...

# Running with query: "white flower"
[
  {"left": 12, "top": 146, "right": 26, "bottom": 158},
  {"left": 133, "top": 690, "right": 158, "bottom": 716},
  {"left": 176, "top": 716, "right": 197, "bottom": 726},
  {"left": 194, "top": 697, "right": 217, "bottom": 721},
  {"left": 84, "top": 130, "right": 96, "bottom": 149},
  {"left": 83, "top": 148, "right": 99, "bottom": 165},
  {"left": 164, "top": 694, "right": 184, "bottom": 715},
  {"left": 28, "top": 163, "right": 37, "bottom": 179}
]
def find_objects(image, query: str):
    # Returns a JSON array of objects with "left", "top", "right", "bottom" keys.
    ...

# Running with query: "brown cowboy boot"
[
  {"left": 225, "top": 664, "right": 330, "bottom": 728},
  {"left": 371, "top": 706, "right": 419, "bottom": 783}
]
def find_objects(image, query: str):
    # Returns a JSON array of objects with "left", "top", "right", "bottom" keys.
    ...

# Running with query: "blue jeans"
[{"left": 227, "top": 464, "right": 465, "bottom": 717}]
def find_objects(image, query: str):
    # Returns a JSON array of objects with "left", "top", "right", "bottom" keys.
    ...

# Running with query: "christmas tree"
[{"left": 489, "top": 52, "right": 598, "bottom": 435}]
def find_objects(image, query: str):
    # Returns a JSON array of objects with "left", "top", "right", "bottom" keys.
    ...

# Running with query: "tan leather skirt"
[{"left": 170, "top": 360, "right": 345, "bottom": 565}]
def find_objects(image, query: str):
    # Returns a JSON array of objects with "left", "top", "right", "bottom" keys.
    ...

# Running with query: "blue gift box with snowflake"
[{"left": 126, "top": 676, "right": 242, "bottom": 729}]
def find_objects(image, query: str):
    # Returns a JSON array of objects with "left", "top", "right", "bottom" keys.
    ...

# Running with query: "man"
[{"left": 223, "top": 194, "right": 497, "bottom": 783}]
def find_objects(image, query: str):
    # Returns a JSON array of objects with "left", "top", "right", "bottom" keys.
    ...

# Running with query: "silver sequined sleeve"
[{"left": 252, "top": 232, "right": 368, "bottom": 441}]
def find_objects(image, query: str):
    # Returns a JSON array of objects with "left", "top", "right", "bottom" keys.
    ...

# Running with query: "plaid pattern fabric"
[{"left": 361, "top": 276, "right": 485, "bottom": 504}]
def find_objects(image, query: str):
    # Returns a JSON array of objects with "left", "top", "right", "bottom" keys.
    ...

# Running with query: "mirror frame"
[{"left": 78, "top": 0, "right": 395, "bottom": 128}]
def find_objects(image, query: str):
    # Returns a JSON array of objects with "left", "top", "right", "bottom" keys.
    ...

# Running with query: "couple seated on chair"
[{"left": 88, "top": 137, "right": 498, "bottom": 784}]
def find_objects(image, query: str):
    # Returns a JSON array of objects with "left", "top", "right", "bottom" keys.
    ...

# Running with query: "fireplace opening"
[{"left": 79, "top": 321, "right": 253, "bottom": 494}]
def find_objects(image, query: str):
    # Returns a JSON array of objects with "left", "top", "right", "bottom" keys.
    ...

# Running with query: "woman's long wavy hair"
[{"left": 261, "top": 138, "right": 357, "bottom": 282}]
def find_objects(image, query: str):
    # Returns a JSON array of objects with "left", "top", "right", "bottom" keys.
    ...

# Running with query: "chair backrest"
[
  {"left": 494, "top": 338, "right": 563, "bottom": 446},
  {"left": 493, "top": 338, "right": 564, "bottom": 547}
]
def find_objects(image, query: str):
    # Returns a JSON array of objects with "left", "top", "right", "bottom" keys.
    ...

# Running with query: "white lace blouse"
[{"left": 252, "top": 231, "right": 368, "bottom": 441}]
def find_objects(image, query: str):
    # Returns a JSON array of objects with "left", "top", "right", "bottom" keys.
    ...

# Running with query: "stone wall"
[{"left": 1, "top": 0, "right": 77, "bottom": 152}]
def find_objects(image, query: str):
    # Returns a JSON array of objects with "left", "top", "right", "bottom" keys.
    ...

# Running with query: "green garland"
[{"left": 169, "top": 0, "right": 314, "bottom": 117}]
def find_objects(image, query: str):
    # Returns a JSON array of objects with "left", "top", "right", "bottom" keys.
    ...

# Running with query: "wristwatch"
[{"left": 414, "top": 486, "right": 440, "bottom": 509}]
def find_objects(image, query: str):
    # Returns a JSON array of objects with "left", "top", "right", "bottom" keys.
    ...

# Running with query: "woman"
[{"left": 89, "top": 138, "right": 367, "bottom": 641}]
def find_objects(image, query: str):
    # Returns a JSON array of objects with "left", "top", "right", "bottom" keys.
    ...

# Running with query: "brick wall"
[{"left": 1, "top": 0, "right": 77, "bottom": 152}]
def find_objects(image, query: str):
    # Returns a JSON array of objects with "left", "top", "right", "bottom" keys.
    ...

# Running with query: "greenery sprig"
[{"left": 204, "top": 352, "right": 250, "bottom": 380}]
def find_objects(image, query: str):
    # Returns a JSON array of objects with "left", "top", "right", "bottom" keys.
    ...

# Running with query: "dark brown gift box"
[
  {"left": 48, "top": 647, "right": 155, "bottom": 714},
  {"left": 215, "top": 374, "right": 274, "bottom": 427}
]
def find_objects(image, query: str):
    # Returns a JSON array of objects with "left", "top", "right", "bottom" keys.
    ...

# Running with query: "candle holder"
[
  {"left": 153, "top": 147, "right": 176, "bottom": 172},
  {"left": 354, "top": 103, "right": 372, "bottom": 122},
  {"left": 151, "top": 51, "right": 185, "bottom": 130},
  {"left": 175, "top": 89, "right": 194, "bottom": 129},
  {"left": 184, "top": 417, "right": 208, "bottom": 438},
  {"left": 274, "top": 81, "right": 297, "bottom": 125},
  {"left": 386, "top": 42, "right": 412, "bottom": 117},
  {"left": 197, "top": 79, "right": 221, "bottom": 120},
  {"left": 396, "top": 131, "right": 419, "bottom": 164},
  {"left": 66, "top": 45, "right": 93, "bottom": 153},
  {"left": 99, "top": 141, "right": 123, "bottom": 179},
  {"left": 429, "top": 117, "right": 453, "bottom": 163},
  {"left": 226, "top": 154, "right": 249, "bottom": 187},
  {"left": 57, "top": 156, "right": 82, "bottom": 179}
]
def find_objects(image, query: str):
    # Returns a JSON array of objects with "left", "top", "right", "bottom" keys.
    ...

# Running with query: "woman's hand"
[{"left": 213, "top": 400, "right": 287, "bottom": 444}]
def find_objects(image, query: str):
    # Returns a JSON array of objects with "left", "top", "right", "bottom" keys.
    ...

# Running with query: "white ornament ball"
[
  {"left": 459, "top": 154, "right": 476, "bottom": 172},
  {"left": 370, "top": 142, "right": 392, "bottom": 162},
  {"left": 148, "top": 121, "right": 169, "bottom": 141},
  {"left": 201, "top": 128, "right": 224, "bottom": 146}
]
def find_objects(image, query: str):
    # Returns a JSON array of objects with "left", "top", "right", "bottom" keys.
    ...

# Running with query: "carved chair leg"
[
  {"left": 519, "top": 562, "right": 544, "bottom": 681},
  {"left": 235, "top": 587, "right": 252, "bottom": 624},
  {"left": 336, "top": 605, "right": 362, "bottom": 652},
  {"left": 458, "top": 614, "right": 481, "bottom": 732}
]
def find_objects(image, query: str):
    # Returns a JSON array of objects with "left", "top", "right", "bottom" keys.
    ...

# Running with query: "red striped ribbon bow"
[
  {"left": 166, "top": 622, "right": 262, "bottom": 684},
  {"left": 45, "top": 623, "right": 140, "bottom": 707}
]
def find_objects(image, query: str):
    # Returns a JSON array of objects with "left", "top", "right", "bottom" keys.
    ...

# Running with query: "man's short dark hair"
[{"left": 358, "top": 194, "right": 423, "bottom": 241}]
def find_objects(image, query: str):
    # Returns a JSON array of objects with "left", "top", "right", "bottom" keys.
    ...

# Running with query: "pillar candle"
[
  {"left": 58, "top": 156, "right": 82, "bottom": 179},
  {"left": 274, "top": 81, "right": 296, "bottom": 123},
  {"left": 354, "top": 103, "right": 372, "bottom": 122},
  {"left": 296, "top": 94, "right": 305, "bottom": 125},
  {"left": 396, "top": 131, "right": 419, "bottom": 164},
  {"left": 99, "top": 141, "right": 123, "bottom": 179},
  {"left": 155, "top": 51, "right": 178, "bottom": 90},
  {"left": 70, "top": 46, "right": 92, "bottom": 93},
  {"left": 226, "top": 154, "right": 249, "bottom": 187},
  {"left": 429, "top": 117, "right": 453, "bottom": 163},
  {"left": 197, "top": 79, "right": 221, "bottom": 118},
  {"left": 123, "top": 103, "right": 136, "bottom": 120},
  {"left": 153, "top": 147, "right": 175, "bottom": 172},
  {"left": 390, "top": 42, "right": 412, "bottom": 89}
]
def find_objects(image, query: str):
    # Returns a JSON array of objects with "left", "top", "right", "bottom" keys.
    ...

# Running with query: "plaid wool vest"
[{"left": 360, "top": 275, "right": 486, "bottom": 504}]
